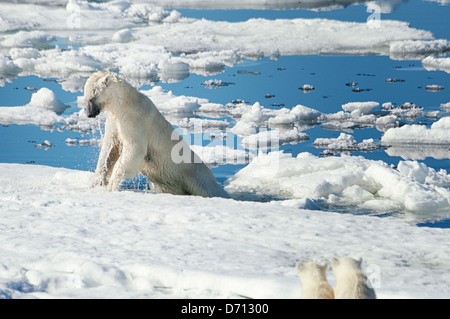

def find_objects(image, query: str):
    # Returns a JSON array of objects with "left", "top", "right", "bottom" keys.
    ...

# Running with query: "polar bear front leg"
[
  {"left": 91, "top": 117, "right": 120, "bottom": 188},
  {"left": 107, "top": 143, "right": 146, "bottom": 192}
]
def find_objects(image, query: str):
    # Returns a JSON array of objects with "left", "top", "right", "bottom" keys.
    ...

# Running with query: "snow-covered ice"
[
  {"left": 27, "top": 87, "right": 69, "bottom": 115},
  {"left": 0, "top": 0, "right": 448, "bottom": 88},
  {"left": 314, "top": 132, "right": 379, "bottom": 153},
  {"left": 226, "top": 151, "right": 450, "bottom": 214},
  {"left": 1, "top": 162, "right": 450, "bottom": 299},
  {"left": 422, "top": 56, "right": 450, "bottom": 74},
  {"left": 381, "top": 117, "right": 450, "bottom": 146}
]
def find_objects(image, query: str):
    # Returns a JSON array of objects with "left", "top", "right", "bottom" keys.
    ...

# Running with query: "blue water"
[{"left": 0, "top": 0, "right": 449, "bottom": 226}]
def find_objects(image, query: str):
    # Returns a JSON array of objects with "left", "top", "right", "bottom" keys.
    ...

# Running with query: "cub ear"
[
  {"left": 295, "top": 262, "right": 304, "bottom": 271},
  {"left": 330, "top": 257, "right": 339, "bottom": 268},
  {"left": 318, "top": 263, "right": 328, "bottom": 271}
]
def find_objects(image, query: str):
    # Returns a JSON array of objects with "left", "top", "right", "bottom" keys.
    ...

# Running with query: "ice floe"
[
  {"left": 0, "top": 105, "right": 63, "bottom": 128},
  {"left": 313, "top": 132, "right": 379, "bottom": 154},
  {"left": 422, "top": 56, "right": 450, "bottom": 73},
  {"left": 381, "top": 117, "right": 450, "bottom": 146},
  {"left": 241, "top": 128, "right": 309, "bottom": 150},
  {"left": 28, "top": 87, "right": 69, "bottom": 114},
  {"left": 226, "top": 151, "right": 450, "bottom": 214},
  {"left": 389, "top": 39, "right": 450, "bottom": 60},
  {"left": 0, "top": 0, "right": 447, "bottom": 87}
]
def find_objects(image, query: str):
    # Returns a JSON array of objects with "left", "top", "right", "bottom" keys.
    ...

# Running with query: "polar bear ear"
[
  {"left": 97, "top": 73, "right": 112, "bottom": 90},
  {"left": 94, "top": 72, "right": 122, "bottom": 92},
  {"left": 295, "top": 262, "right": 304, "bottom": 271},
  {"left": 318, "top": 263, "right": 328, "bottom": 271}
]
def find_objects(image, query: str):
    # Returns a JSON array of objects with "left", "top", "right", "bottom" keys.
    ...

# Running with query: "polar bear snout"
[{"left": 86, "top": 97, "right": 101, "bottom": 118}]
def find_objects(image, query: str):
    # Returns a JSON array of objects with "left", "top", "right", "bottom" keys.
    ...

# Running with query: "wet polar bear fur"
[
  {"left": 296, "top": 262, "right": 334, "bottom": 299},
  {"left": 331, "top": 257, "right": 376, "bottom": 299},
  {"left": 84, "top": 71, "right": 229, "bottom": 197}
]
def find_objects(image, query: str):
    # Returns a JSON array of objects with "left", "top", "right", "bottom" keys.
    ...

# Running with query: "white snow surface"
[{"left": 1, "top": 162, "right": 450, "bottom": 299}]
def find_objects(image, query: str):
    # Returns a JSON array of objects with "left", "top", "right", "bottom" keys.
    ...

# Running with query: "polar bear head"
[{"left": 84, "top": 71, "right": 123, "bottom": 118}]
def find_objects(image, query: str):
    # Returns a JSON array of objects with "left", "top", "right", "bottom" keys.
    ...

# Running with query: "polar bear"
[
  {"left": 84, "top": 71, "right": 229, "bottom": 198},
  {"left": 330, "top": 257, "right": 376, "bottom": 299},
  {"left": 296, "top": 262, "right": 334, "bottom": 299}
]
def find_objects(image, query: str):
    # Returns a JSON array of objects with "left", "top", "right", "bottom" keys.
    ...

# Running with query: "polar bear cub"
[
  {"left": 296, "top": 262, "right": 335, "bottom": 299},
  {"left": 84, "top": 71, "right": 229, "bottom": 198},
  {"left": 330, "top": 257, "right": 376, "bottom": 299}
]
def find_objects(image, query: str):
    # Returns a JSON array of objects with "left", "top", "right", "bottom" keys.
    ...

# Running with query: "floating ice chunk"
[
  {"left": 201, "top": 79, "right": 223, "bottom": 89},
  {"left": 322, "top": 109, "right": 377, "bottom": 131},
  {"left": 231, "top": 120, "right": 259, "bottom": 136},
  {"left": 298, "top": 84, "right": 315, "bottom": 93},
  {"left": 178, "top": 50, "right": 241, "bottom": 76},
  {"left": 201, "top": 79, "right": 234, "bottom": 89},
  {"left": 140, "top": 86, "right": 206, "bottom": 114},
  {"left": 190, "top": 145, "right": 254, "bottom": 165},
  {"left": 78, "top": 138, "right": 101, "bottom": 146},
  {"left": 241, "top": 128, "right": 309, "bottom": 150},
  {"left": 197, "top": 102, "right": 227, "bottom": 114},
  {"left": 290, "top": 104, "right": 322, "bottom": 121},
  {"left": 376, "top": 114, "right": 399, "bottom": 126},
  {"left": 422, "top": 56, "right": 450, "bottom": 74},
  {"left": 65, "top": 138, "right": 77, "bottom": 145},
  {"left": 35, "top": 140, "right": 53, "bottom": 150},
  {"left": 173, "top": 117, "right": 229, "bottom": 131},
  {"left": 313, "top": 133, "right": 379, "bottom": 153},
  {"left": 389, "top": 102, "right": 424, "bottom": 119},
  {"left": 158, "top": 60, "right": 190, "bottom": 83},
  {"left": 0, "top": 106, "right": 63, "bottom": 127},
  {"left": 381, "top": 117, "right": 450, "bottom": 146},
  {"left": 240, "top": 102, "right": 267, "bottom": 125},
  {"left": 28, "top": 88, "right": 69, "bottom": 115},
  {"left": 418, "top": 84, "right": 444, "bottom": 92},
  {"left": 160, "top": 95, "right": 200, "bottom": 113},
  {"left": 268, "top": 104, "right": 322, "bottom": 126},
  {"left": 226, "top": 151, "right": 450, "bottom": 213},
  {"left": 386, "top": 78, "right": 405, "bottom": 83},
  {"left": 341, "top": 101, "right": 379, "bottom": 115},
  {"left": 134, "top": 15, "right": 435, "bottom": 60},
  {"left": 390, "top": 39, "right": 450, "bottom": 60},
  {"left": 441, "top": 102, "right": 450, "bottom": 109}
]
